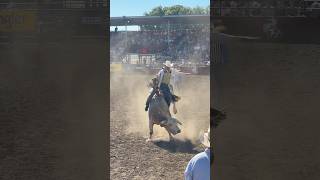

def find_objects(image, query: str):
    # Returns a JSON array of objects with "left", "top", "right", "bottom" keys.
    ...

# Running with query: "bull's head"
[{"left": 161, "top": 117, "right": 182, "bottom": 135}]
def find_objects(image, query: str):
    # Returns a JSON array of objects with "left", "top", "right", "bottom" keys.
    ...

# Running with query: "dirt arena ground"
[
  {"left": 110, "top": 71, "right": 210, "bottom": 179},
  {"left": 2, "top": 38, "right": 320, "bottom": 180},
  {"left": 0, "top": 41, "right": 107, "bottom": 180},
  {"left": 214, "top": 40, "right": 320, "bottom": 180}
]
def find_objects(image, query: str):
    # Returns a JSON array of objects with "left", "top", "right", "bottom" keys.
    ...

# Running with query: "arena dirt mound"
[{"left": 0, "top": 41, "right": 107, "bottom": 180}]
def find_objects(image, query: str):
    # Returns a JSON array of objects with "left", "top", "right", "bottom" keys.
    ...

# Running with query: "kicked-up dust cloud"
[{"left": 110, "top": 70, "right": 210, "bottom": 143}]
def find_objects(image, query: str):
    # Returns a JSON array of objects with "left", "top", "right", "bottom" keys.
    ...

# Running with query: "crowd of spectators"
[
  {"left": 110, "top": 32, "right": 127, "bottom": 62},
  {"left": 110, "top": 25, "right": 210, "bottom": 63},
  {"left": 212, "top": 0, "right": 320, "bottom": 17}
]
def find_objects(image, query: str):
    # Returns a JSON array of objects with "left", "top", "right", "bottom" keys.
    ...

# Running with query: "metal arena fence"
[
  {"left": 212, "top": 32, "right": 227, "bottom": 65},
  {"left": 212, "top": 6, "right": 320, "bottom": 17}
]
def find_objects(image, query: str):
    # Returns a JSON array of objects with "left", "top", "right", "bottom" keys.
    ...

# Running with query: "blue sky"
[{"left": 110, "top": 0, "right": 210, "bottom": 17}]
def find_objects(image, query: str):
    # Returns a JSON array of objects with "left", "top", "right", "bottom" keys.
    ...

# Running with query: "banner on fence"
[
  {"left": 110, "top": 63, "right": 123, "bottom": 72},
  {"left": 0, "top": 10, "right": 37, "bottom": 32}
]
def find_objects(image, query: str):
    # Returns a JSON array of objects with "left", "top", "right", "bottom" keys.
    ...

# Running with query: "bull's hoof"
[{"left": 146, "top": 138, "right": 152, "bottom": 143}]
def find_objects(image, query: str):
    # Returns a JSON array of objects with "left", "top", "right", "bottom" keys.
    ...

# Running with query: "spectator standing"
[{"left": 184, "top": 127, "right": 211, "bottom": 180}]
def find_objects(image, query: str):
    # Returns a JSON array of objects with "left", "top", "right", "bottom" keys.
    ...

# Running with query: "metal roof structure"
[{"left": 110, "top": 15, "right": 210, "bottom": 26}]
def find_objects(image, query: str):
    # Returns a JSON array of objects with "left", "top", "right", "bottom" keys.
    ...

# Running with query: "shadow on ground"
[{"left": 153, "top": 138, "right": 202, "bottom": 154}]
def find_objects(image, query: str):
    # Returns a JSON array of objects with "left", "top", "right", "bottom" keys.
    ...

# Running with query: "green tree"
[
  {"left": 144, "top": 5, "right": 209, "bottom": 16},
  {"left": 144, "top": 6, "right": 165, "bottom": 16},
  {"left": 141, "top": 5, "right": 209, "bottom": 30},
  {"left": 163, "top": 5, "right": 192, "bottom": 15},
  {"left": 192, "top": 6, "right": 207, "bottom": 14},
  {"left": 205, "top": 5, "right": 210, "bottom": 14}
]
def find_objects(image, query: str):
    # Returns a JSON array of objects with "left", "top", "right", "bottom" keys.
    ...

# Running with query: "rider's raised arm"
[{"left": 157, "top": 69, "right": 164, "bottom": 88}]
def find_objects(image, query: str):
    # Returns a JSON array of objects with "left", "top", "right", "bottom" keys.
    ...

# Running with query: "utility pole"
[{"left": 167, "top": 21, "right": 170, "bottom": 46}]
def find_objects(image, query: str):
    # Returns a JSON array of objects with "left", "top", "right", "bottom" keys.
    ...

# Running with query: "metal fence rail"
[
  {"left": 212, "top": 33, "right": 226, "bottom": 65},
  {"left": 211, "top": 7, "right": 320, "bottom": 17}
]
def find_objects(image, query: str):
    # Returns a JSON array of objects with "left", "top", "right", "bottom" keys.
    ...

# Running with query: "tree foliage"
[
  {"left": 144, "top": 5, "right": 209, "bottom": 16},
  {"left": 141, "top": 5, "right": 209, "bottom": 31}
]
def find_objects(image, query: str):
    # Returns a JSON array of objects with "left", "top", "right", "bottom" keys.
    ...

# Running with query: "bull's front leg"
[
  {"left": 146, "top": 121, "right": 154, "bottom": 142},
  {"left": 165, "top": 127, "right": 174, "bottom": 141}
]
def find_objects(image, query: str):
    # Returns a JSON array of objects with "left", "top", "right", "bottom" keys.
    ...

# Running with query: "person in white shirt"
[
  {"left": 170, "top": 63, "right": 183, "bottom": 94},
  {"left": 184, "top": 127, "right": 211, "bottom": 180}
]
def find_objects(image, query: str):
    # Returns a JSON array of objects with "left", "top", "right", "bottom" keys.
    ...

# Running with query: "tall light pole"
[
  {"left": 123, "top": 16, "right": 128, "bottom": 62},
  {"left": 125, "top": 22, "right": 128, "bottom": 50},
  {"left": 167, "top": 20, "right": 170, "bottom": 47}
]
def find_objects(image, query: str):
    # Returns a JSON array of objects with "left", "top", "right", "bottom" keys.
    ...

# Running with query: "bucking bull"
[{"left": 147, "top": 89, "right": 182, "bottom": 142}]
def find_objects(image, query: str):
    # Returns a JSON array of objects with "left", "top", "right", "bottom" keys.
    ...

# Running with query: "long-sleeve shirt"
[{"left": 184, "top": 148, "right": 211, "bottom": 180}]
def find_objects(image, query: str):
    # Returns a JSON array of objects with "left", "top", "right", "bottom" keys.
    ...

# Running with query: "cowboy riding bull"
[{"left": 145, "top": 60, "right": 182, "bottom": 141}]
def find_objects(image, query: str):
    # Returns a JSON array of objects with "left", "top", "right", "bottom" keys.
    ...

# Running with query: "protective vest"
[{"left": 161, "top": 69, "right": 171, "bottom": 84}]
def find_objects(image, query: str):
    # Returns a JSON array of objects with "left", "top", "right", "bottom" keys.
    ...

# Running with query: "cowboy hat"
[
  {"left": 200, "top": 127, "right": 210, "bottom": 147},
  {"left": 163, "top": 60, "right": 173, "bottom": 67}
]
